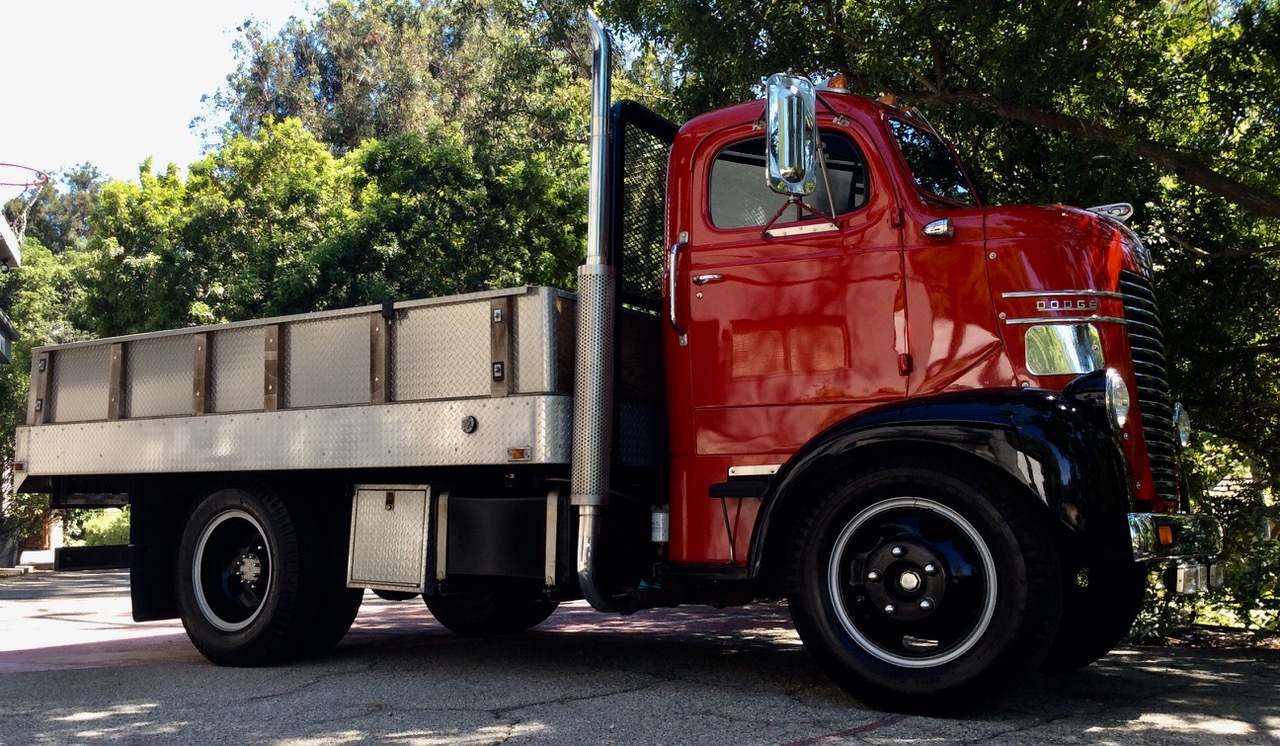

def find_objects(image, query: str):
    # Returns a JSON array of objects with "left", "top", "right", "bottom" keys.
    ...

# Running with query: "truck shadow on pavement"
[{"left": 4, "top": 575, "right": 1279, "bottom": 744}]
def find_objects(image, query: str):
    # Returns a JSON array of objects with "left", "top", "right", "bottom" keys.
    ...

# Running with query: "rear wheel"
[
  {"left": 787, "top": 463, "right": 1062, "bottom": 710},
  {"left": 177, "top": 482, "right": 360, "bottom": 665},
  {"left": 178, "top": 484, "right": 306, "bottom": 666},
  {"left": 424, "top": 590, "right": 558, "bottom": 635}
]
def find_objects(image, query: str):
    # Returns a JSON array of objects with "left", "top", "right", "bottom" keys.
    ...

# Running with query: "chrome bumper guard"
[{"left": 1129, "top": 512, "right": 1225, "bottom": 595}]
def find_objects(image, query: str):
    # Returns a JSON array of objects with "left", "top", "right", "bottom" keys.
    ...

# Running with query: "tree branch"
[
  {"left": 1162, "top": 230, "right": 1280, "bottom": 260},
  {"left": 915, "top": 87, "right": 1280, "bottom": 220}
]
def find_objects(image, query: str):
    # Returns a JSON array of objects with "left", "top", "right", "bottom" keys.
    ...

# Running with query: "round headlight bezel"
[{"left": 1105, "top": 369, "right": 1131, "bottom": 431}]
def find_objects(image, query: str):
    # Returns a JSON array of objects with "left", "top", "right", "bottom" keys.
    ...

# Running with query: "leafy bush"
[
  {"left": 74, "top": 507, "right": 130, "bottom": 547},
  {"left": 1128, "top": 437, "right": 1280, "bottom": 643}
]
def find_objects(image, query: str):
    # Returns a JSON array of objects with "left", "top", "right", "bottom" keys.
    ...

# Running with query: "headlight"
[
  {"left": 1024, "top": 324, "right": 1104, "bottom": 376},
  {"left": 1105, "top": 369, "right": 1130, "bottom": 431},
  {"left": 1173, "top": 402, "right": 1191, "bottom": 447}
]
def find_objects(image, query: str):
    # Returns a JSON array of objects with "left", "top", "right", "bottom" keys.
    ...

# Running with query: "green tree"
[
  {"left": 205, "top": 0, "right": 593, "bottom": 163},
  {"left": 81, "top": 121, "right": 354, "bottom": 335},
  {"left": 604, "top": 0, "right": 1280, "bottom": 218},
  {"left": 312, "top": 125, "right": 583, "bottom": 308},
  {"left": 0, "top": 236, "right": 92, "bottom": 562},
  {"left": 21, "top": 164, "right": 106, "bottom": 253}
]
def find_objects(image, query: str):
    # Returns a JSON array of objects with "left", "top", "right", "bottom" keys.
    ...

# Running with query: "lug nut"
[
  {"left": 884, "top": 604, "right": 896, "bottom": 615},
  {"left": 891, "top": 546, "right": 906, "bottom": 558},
  {"left": 924, "top": 563, "right": 938, "bottom": 575},
  {"left": 919, "top": 598, "right": 934, "bottom": 611},
  {"left": 867, "top": 570, "right": 882, "bottom": 582}
]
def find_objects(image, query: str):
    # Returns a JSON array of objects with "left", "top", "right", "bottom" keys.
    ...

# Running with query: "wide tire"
[
  {"left": 292, "top": 502, "right": 363, "bottom": 658},
  {"left": 1040, "top": 557, "right": 1146, "bottom": 671},
  {"left": 787, "top": 463, "right": 1062, "bottom": 710},
  {"left": 424, "top": 591, "right": 558, "bottom": 636},
  {"left": 177, "top": 484, "right": 310, "bottom": 666}
]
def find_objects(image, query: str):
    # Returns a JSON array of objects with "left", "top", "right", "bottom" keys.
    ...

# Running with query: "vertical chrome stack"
[{"left": 572, "top": 9, "right": 623, "bottom": 611}]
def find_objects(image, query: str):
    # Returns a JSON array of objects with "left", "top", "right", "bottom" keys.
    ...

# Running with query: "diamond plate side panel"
[
  {"left": 348, "top": 485, "right": 430, "bottom": 590},
  {"left": 515, "top": 287, "right": 558, "bottom": 394},
  {"left": 282, "top": 315, "right": 370, "bottom": 409},
  {"left": 391, "top": 301, "right": 490, "bottom": 401},
  {"left": 126, "top": 336, "right": 194, "bottom": 418},
  {"left": 49, "top": 345, "right": 110, "bottom": 423},
  {"left": 20, "top": 395, "right": 574, "bottom": 475},
  {"left": 534, "top": 394, "right": 575, "bottom": 462},
  {"left": 210, "top": 327, "right": 263, "bottom": 413}
]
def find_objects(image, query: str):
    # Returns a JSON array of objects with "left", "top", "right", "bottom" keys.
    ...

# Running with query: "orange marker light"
[{"left": 1158, "top": 525, "right": 1174, "bottom": 546}]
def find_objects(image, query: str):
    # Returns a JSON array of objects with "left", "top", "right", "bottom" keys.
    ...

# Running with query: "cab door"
[{"left": 663, "top": 115, "right": 906, "bottom": 564}]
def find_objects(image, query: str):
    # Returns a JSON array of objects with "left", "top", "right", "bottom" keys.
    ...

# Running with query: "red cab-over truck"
[{"left": 12, "top": 13, "right": 1221, "bottom": 708}]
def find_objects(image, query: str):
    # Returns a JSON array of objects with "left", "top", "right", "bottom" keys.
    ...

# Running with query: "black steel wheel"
[
  {"left": 788, "top": 462, "right": 1062, "bottom": 710},
  {"left": 178, "top": 484, "right": 316, "bottom": 666},
  {"left": 192, "top": 508, "right": 274, "bottom": 632},
  {"left": 424, "top": 590, "right": 558, "bottom": 635}
]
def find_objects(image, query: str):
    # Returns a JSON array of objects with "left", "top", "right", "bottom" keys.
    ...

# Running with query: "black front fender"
[{"left": 747, "top": 387, "right": 1132, "bottom": 580}]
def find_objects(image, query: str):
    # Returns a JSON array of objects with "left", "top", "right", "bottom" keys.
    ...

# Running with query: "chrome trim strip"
[
  {"left": 1001, "top": 289, "right": 1125, "bottom": 300},
  {"left": 763, "top": 222, "right": 840, "bottom": 238},
  {"left": 1004, "top": 315, "right": 1128, "bottom": 326},
  {"left": 728, "top": 464, "right": 781, "bottom": 477}
]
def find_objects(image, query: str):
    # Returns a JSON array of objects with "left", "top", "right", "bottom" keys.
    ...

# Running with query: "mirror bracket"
[{"left": 761, "top": 196, "right": 838, "bottom": 238}]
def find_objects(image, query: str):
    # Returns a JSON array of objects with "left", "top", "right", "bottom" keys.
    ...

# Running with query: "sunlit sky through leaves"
[{"left": 1, "top": 0, "right": 314, "bottom": 190}]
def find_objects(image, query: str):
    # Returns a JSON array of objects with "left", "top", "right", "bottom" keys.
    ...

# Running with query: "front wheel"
[
  {"left": 1040, "top": 557, "right": 1146, "bottom": 671},
  {"left": 788, "top": 463, "right": 1062, "bottom": 710}
]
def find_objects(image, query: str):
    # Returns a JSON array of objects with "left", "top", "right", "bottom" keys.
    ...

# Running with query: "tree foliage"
[
  {"left": 0, "top": 234, "right": 92, "bottom": 560},
  {"left": 605, "top": 0, "right": 1280, "bottom": 218}
]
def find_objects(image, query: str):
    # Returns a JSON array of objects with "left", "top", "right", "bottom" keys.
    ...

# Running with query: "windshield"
[{"left": 889, "top": 119, "right": 977, "bottom": 206}]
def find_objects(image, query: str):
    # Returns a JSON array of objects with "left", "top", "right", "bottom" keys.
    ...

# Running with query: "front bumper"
[
  {"left": 1129, "top": 512, "right": 1224, "bottom": 594},
  {"left": 1128, "top": 512, "right": 1222, "bottom": 561}
]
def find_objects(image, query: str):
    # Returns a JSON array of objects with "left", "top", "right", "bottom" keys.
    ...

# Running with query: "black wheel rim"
[
  {"left": 827, "top": 497, "right": 997, "bottom": 667},
  {"left": 192, "top": 509, "right": 273, "bottom": 633}
]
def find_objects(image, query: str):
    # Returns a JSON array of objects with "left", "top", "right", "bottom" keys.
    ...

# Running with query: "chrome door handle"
[
  {"left": 692, "top": 274, "right": 724, "bottom": 285},
  {"left": 668, "top": 235, "right": 688, "bottom": 343}
]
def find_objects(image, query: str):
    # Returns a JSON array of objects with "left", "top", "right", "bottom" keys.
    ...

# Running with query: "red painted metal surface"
[{"left": 661, "top": 92, "right": 1171, "bottom": 565}]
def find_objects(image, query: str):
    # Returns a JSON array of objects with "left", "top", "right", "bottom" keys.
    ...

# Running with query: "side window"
[{"left": 709, "top": 132, "right": 869, "bottom": 230}]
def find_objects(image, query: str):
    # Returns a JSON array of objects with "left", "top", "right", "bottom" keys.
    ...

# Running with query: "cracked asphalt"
[{"left": 1, "top": 570, "right": 1278, "bottom": 745}]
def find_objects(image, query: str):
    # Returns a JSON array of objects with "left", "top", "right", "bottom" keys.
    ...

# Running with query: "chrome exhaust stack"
[{"left": 571, "top": 9, "right": 626, "bottom": 613}]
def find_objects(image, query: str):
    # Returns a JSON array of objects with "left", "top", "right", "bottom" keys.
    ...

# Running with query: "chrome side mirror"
[{"left": 766, "top": 74, "right": 817, "bottom": 196}]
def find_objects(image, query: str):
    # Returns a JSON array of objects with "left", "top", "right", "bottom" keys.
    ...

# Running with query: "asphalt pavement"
[{"left": 1, "top": 570, "right": 1277, "bottom": 745}]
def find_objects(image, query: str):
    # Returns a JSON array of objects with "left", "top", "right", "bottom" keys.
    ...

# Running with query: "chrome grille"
[{"left": 1119, "top": 271, "right": 1179, "bottom": 500}]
